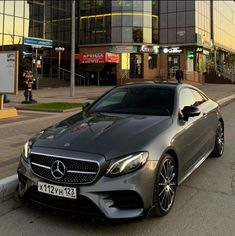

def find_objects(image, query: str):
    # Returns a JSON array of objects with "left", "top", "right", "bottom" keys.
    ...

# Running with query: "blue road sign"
[{"left": 24, "top": 37, "right": 53, "bottom": 48}]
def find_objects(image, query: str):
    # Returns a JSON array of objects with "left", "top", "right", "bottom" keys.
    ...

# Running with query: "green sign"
[
  {"left": 187, "top": 51, "right": 195, "bottom": 59},
  {"left": 110, "top": 46, "right": 138, "bottom": 53}
]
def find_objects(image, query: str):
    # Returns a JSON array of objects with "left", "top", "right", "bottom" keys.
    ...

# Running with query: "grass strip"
[{"left": 22, "top": 102, "right": 82, "bottom": 111}]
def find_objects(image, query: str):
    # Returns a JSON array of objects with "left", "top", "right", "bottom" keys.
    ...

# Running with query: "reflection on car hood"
[{"left": 33, "top": 112, "right": 172, "bottom": 160}]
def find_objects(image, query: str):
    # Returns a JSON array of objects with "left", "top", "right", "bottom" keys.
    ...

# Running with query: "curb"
[
  {"left": 0, "top": 94, "right": 235, "bottom": 203},
  {"left": 217, "top": 95, "right": 235, "bottom": 107},
  {"left": 0, "top": 174, "right": 18, "bottom": 203}
]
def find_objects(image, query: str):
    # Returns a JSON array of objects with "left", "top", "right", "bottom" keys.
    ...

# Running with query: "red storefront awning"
[{"left": 75, "top": 53, "right": 119, "bottom": 64}]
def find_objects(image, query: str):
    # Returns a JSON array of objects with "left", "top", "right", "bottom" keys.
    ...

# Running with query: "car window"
[
  {"left": 179, "top": 88, "right": 197, "bottom": 110},
  {"left": 191, "top": 89, "right": 207, "bottom": 106},
  {"left": 90, "top": 87, "right": 174, "bottom": 115},
  {"left": 94, "top": 91, "right": 127, "bottom": 110}
]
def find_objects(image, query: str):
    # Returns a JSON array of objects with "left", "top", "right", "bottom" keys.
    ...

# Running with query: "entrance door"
[
  {"left": 168, "top": 55, "right": 180, "bottom": 78},
  {"left": 130, "top": 54, "right": 143, "bottom": 79}
]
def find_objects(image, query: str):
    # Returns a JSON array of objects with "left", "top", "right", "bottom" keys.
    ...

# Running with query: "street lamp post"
[
  {"left": 70, "top": 0, "right": 75, "bottom": 97},
  {"left": 55, "top": 47, "right": 65, "bottom": 80},
  {"left": 32, "top": 45, "right": 42, "bottom": 89}
]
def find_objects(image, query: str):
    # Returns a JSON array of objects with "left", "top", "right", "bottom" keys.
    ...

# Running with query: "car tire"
[
  {"left": 152, "top": 154, "right": 177, "bottom": 217},
  {"left": 211, "top": 121, "right": 224, "bottom": 157}
]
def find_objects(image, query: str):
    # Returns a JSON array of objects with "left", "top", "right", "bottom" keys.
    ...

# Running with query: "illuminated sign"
[
  {"left": 196, "top": 47, "right": 203, "bottom": 53},
  {"left": 187, "top": 51, "right": 195, "bottom": 59},
  {"left": 140, "top": 45, "right": 159, "bottom": 54},
  {"left": 76, "top": 53, "right": 119, "bottom": 64},
  {"left": 163, "top": 47, "right": 183, "bottom": 54},
  {"left": 203, "top": 50, "right": 210, "bottom": 56},
  {"left": 121, "top": 53, "right": 130, "bottom": 70}
]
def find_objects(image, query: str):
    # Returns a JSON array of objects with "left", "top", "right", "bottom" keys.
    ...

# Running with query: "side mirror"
[
  {"left": 82, "top": 102, "right": 91, "bottom": 111},
  {"left": 181, "top": 106, "right": 201, "bottom": 121}
]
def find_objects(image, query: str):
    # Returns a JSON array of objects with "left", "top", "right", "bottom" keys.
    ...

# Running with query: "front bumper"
[{"left": 17, "top": 156, "right": 158, "bottom": 219}]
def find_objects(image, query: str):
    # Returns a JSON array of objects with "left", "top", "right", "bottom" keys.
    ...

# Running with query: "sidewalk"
[
  {"left": 5, "top": 83, "right": 235, "bottom": 107},
  {"left": 0, "top": 83, "right": 235, "bottom": 180}
]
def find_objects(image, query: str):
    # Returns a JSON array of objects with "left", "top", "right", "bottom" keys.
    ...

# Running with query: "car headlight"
[
  {"left": 21, "top": 141, "right": 32, "bottom": 163},
  {"left": 106, "top": 152, "right": 148, "bottom": 176}
]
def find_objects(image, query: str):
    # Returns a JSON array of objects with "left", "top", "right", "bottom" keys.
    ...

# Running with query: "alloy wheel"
[
  {"left": 216, "top": 122, "right": 224, "bottom": 156},
  {"left": 158, "top": 158, "right": 176, "bottom": 212}
]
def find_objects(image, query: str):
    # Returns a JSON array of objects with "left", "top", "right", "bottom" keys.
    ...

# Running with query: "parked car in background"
[{"left": 17, "top": 82, "right": 224, "bottom": 219}]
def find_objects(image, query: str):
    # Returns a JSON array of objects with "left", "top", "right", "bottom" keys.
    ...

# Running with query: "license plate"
[{"left": 38, "top": 181, "right": 77, "bottom": 199}]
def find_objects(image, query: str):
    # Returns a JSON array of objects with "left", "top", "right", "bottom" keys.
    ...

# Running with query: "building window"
[{"left": 133, "top": 27, "right": 143, "bottom": 43}]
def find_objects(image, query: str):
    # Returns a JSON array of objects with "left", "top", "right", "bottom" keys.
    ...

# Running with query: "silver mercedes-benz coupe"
[{"left": 17, "top": 82, "right": 224, "bottom": 219}]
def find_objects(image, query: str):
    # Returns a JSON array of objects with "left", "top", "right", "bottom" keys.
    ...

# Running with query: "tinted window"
[{"left": 90, "top": 87, "right": 174, "bottom": 116}]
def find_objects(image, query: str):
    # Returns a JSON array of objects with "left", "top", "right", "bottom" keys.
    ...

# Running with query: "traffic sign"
[{"left": 24, "top": 37, "right": 53, "bottom": 48}]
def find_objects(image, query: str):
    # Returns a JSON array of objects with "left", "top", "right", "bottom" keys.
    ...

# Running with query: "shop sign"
[
  {"left": 196, "top": 47, "right": 203, "bottom": 53},
  {"left": 121, "top": 53, "right": 130, "bottom": 70},
  {"left": 110, "top": 46, "right": 138, "bottom": 53},
  {"left": 78, "top": 53, "right": 105, "bottom": 63},
  {"left": 76, "top": 53, "right": 119, "bottom": 64},
  {"left": 139, "top": 45, "right": 159, "bottom": 54},
  {"left": 105, "top": 52, "right": 120, "bottom": 63},
  {"left": 203, "top": 50, "right": 210, "bottom": 56},
  {"left": 163, "top": 47, "right": 183, "bottom": 54}
]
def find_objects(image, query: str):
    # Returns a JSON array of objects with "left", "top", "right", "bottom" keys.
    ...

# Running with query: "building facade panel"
[
  {"left": 0, "top": 0, "right": 79, "bottom": 78},
  {"left": 213, "top": 1, "right": 235, "bottom": 52}
]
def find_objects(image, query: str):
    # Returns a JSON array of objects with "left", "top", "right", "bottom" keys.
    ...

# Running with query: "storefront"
[
  {"left": 160, "top": 46, "right": 211, "bottom": 83},
  {"left": 160, "top": 47, "right": 183, "bottom": 80},
  {"left": 110, "top": 45, "right": 160, "bottom": 84},
  {"left": 75, "top": 52, "right": 119, "bottom": 85},
  {"left": 79, "top": 45, "right": 160, "bottom": 85}
]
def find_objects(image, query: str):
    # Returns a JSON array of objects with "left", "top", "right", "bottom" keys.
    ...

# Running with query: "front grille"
[{"left": 30, "top": 153, "right": 99, "bottom": 184}]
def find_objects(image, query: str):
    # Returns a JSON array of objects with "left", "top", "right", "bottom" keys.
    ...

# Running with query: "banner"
[{"left": 76, "top": 53, "right": 120, "bottom": 64}]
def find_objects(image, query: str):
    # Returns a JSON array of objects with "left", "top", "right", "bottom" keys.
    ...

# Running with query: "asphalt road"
[{"left": 0, "top": 101, "right": 235, "bottom": 236}]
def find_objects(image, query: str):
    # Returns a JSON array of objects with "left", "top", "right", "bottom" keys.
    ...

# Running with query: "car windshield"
[{"left": 89, "top": 86, "right": 175, "bottom": 116}]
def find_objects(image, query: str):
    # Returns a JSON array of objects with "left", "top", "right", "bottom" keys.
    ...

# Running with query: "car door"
[
  {"left": 175, "top": 88, "right": 208, "bottom": 177},
  {"left": 190, "top": 89, "right": 216, "bottom": 156}
]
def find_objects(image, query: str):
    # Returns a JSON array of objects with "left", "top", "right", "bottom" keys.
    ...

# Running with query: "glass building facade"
[
  {"left": 160, "top": 0, "right": 199, "bottom": 45},
  {"left": 159, "top": 0, "right": 235, "bottom": 52},
  {"left": 195, "top": 0, "right": 211, "bottom": 48},
  {"left": 79, "top": 0, "right": 159, "bottom": 45},
  {"left": 213, "top": 1, "right": 235, "bottom": 52},
  {"left": 0, "top": 0, "right": 78, "bottom": 76},
  {"left": 0, "top": 0, "right": 44, "bottom": 47}
]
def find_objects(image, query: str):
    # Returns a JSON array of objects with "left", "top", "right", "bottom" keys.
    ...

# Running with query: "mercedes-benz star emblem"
[{"left": 51, "top": 160, "right": 66, "bottom": 179}]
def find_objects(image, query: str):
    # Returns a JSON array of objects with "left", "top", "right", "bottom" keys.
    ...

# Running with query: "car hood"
[{"left": 32, "top": 112, "right": 172, "bottom": 160}]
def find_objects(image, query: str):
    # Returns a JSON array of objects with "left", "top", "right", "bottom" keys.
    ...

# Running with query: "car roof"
[{"left": 116, "top": 81, "right": 194, "bottom": 90}]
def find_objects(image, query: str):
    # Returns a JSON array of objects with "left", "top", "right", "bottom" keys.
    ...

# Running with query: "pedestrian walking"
[
  {"left": 175, "top": 67, "right": 183, "bottom": 83},
  {"left": 3, "top": 94, "right": 10, "bottom": 103}
]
